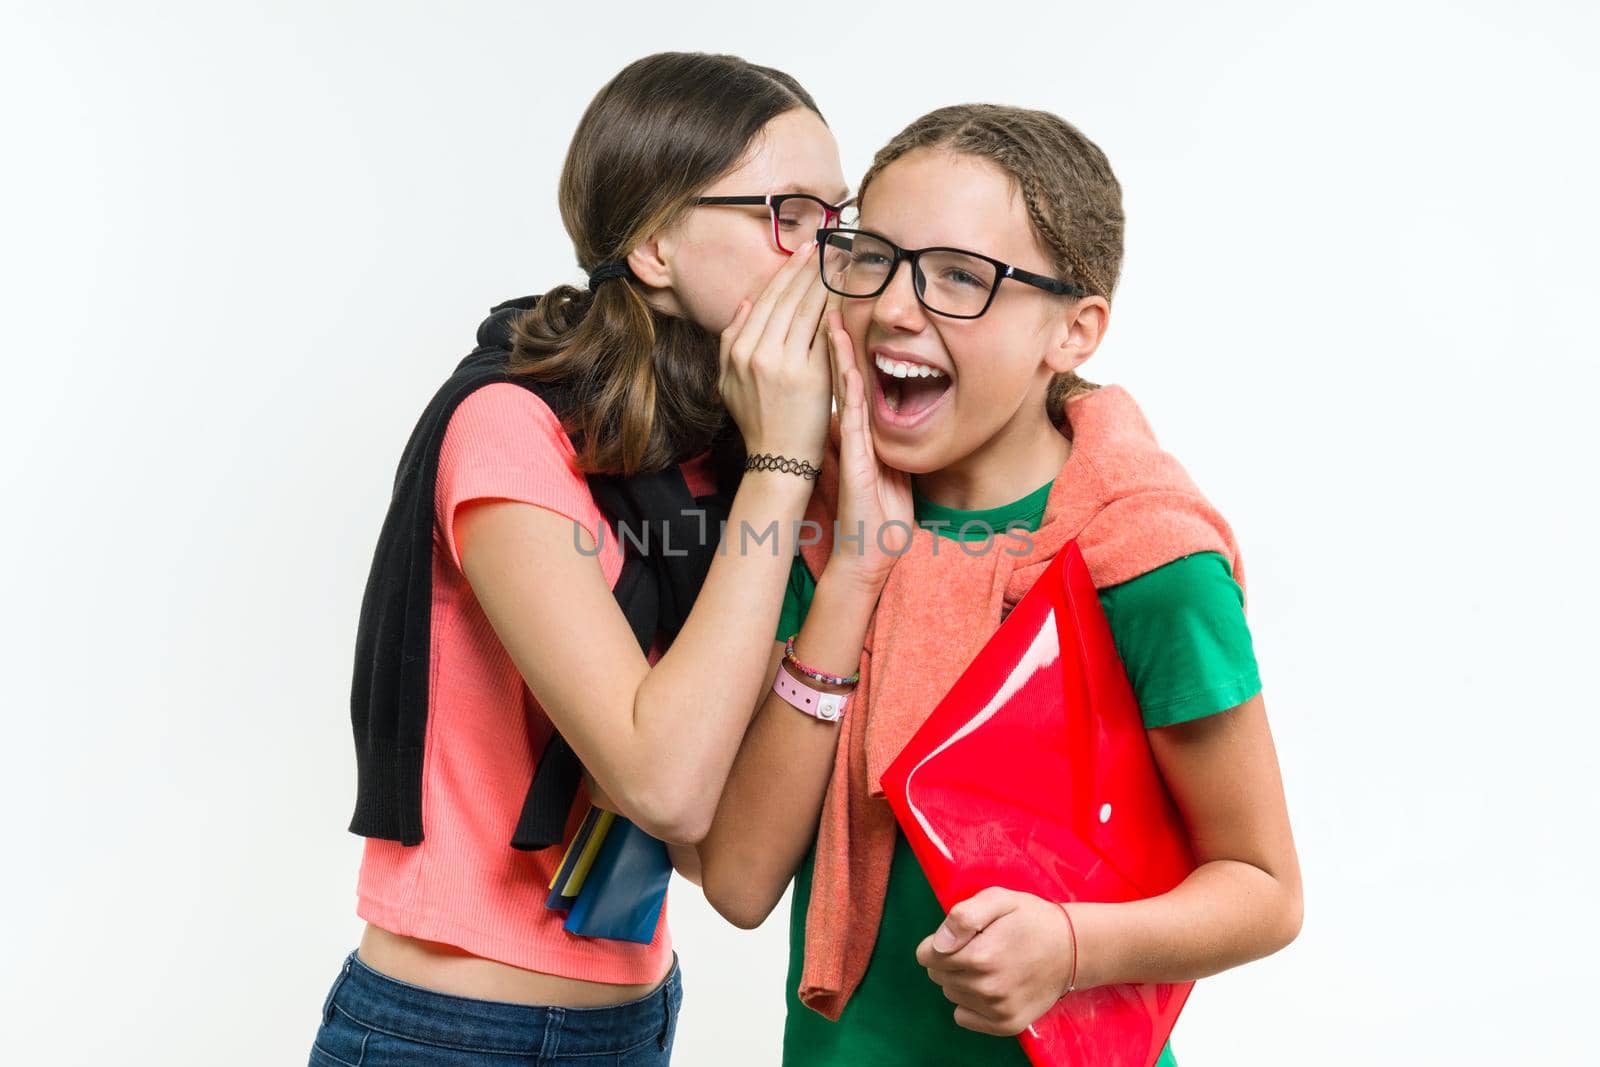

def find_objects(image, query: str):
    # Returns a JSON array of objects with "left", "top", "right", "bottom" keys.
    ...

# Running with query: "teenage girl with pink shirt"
[{"left": 307, "top": 52, "right": 850, "bottom": 1066}]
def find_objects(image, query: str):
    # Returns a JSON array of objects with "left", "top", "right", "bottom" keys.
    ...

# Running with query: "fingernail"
[{"left": 932, "top": 926, "right": 957, "bottom": 953}]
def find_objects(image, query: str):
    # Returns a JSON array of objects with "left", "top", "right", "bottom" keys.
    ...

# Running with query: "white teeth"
[{"left": 874, "top": 354, "right": 947, "bottom": 379}]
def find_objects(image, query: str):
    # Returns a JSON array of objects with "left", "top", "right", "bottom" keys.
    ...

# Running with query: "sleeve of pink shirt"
[{"left": 433, "top": 382, "right": 611, "bottom": 575}]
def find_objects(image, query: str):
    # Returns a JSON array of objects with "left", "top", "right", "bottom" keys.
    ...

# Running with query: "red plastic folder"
[{"left": 880, "top": 541, "right": 1196, "bottom": 1067}]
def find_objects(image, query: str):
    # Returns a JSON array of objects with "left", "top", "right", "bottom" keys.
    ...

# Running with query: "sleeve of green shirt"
[
  {"left": 775, "top": 554, "right": 818, "bottom": 641},
  {"left": 775, "top": 549, "right": 1259, "bottom": 729},
  {"left": 1099, "top": 551, "right": 1262, "bottom": 728}
]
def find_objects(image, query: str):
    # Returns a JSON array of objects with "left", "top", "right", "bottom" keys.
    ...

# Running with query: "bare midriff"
[{"left": 356, "top": 924, "right": 669, "bottom": 1008}]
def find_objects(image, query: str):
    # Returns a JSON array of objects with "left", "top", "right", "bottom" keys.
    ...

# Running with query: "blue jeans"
[{"left": 308, "top": 950, "right": 683, "bottom": 1066}]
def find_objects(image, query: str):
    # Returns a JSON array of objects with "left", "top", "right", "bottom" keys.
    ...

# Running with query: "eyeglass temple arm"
[
  {"left": 1006, "top": 263, "right": 1088, "bottom": 298},
  {"left": 698, "top": 193, "right": 857, "bottom": 212}
]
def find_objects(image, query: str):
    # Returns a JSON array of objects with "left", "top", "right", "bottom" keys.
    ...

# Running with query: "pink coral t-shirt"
[{"left": 356, "top": 382, "right": 718, "bottom": 984}]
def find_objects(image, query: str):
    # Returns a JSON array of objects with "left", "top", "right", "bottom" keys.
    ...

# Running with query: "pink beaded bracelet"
[{"left": 782, "top": 635, "right": 860, "bottom": 687}]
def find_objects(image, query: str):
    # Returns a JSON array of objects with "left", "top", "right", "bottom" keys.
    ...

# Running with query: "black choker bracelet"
[{"left": 744, "top": 452, "right": 822, "bottom": 481}]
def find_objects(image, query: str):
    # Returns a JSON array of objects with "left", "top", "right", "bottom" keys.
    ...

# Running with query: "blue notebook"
[{"left": 561, "top": 814, "right": 672, "bottom": 944}]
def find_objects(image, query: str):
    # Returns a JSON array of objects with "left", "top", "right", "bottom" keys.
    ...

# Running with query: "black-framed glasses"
[
  {"left": 694, "top": 194, "right": 859, "bottom": 255},
  {"left": 816, "top": 226, "right": 1087, "bottom": 319}
]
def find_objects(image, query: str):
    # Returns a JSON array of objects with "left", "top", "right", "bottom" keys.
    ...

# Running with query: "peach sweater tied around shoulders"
[{"left": 792, "top": 385, "right": 1246, "bottom": 1019}]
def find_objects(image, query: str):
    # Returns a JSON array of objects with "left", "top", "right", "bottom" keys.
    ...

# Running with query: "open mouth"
[{"left": 874, "top": 354, "right": 953, "bottom": 422}]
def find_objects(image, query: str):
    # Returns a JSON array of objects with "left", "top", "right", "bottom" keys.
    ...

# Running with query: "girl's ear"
[
  {"left": 626, "top": 231, "right": 675, "bottom": 290},
  {"left": 1044, "top": 296, "right": 1110, "bottom": 375}
]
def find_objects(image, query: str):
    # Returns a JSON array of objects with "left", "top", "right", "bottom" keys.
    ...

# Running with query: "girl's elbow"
[
  {"left": 1276, "top": 884, "right": 1304, "bottom": 949},
  {"left": 703, "top": 877, "right": 781, "bottom": 931},
  {"left": 631, "top": 807, "right": 714, "bottom": 848},
  {"left": 1258, "top": 874, "right": 1303, "bottom": 955},
  {"left": 620, "top": 786, "right": 716, "bottom": 847}
]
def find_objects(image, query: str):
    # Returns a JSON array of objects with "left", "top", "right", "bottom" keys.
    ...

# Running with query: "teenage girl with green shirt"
[{"left": 694, "top": 104, "right": 1302, "bottom": 1065}]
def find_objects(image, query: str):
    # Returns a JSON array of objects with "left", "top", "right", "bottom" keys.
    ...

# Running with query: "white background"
[{"left": 3, "top": 1, "right": 1596, "bottom": 1063}]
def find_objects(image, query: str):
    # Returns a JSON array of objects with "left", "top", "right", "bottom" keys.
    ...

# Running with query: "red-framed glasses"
[{"left": 693, "top": 193, "right": 859, "bottom": 254}]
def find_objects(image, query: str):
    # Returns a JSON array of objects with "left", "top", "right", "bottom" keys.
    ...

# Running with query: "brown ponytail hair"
[
  {"left": 856, "top": 104, "right": 1124, "bottom": 434},
  {"left": 509, "top": 53, "right": 823, "bottom": 475}
]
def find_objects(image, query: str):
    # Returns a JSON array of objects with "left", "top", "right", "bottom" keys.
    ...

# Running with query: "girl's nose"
[{"left": 871, "top": 260, "right": 928, "bottom": 333}]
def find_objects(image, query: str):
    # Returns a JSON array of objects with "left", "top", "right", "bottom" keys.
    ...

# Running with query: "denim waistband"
[{"left": 327, "top": 949, "right": 681, "bottom": 1057}]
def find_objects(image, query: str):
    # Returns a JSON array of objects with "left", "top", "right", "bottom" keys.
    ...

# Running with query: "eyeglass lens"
[
  {"left": 775, "top": 197, "right": 858, "bottom": 253},
  {"left": 820, "top": 230, "right": 998, "bottom": 317}
]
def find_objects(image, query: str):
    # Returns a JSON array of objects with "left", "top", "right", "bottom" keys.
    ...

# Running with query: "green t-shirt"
[{"left": 778, "top": 478, "right": 1260, "bottom": 1066}]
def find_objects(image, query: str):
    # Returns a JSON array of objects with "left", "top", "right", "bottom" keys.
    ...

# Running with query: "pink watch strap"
[{"left": 772, "top": 664, "right": 849, "bottom": 723}]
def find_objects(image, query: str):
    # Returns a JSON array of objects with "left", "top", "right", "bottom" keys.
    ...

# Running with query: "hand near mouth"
[
  {"left": 716, "top": 240, "right": 833, "bottom": 466},
  {"left": 825, "top": 307, "right": 914, "bottom": 590}
]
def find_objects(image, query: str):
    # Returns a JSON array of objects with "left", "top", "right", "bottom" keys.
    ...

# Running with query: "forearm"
[
  {"left": 1069, "top": 859, "right": 1303, "bottom": 990},
  {"left": 697, "top": 566, "right": 882, "bottom": 926},
  {"left": 696, "top": 689, "right": 838, "bottom": 927},
  {"left": 622, "top": 471, "right": 817, "bottom": 836}
]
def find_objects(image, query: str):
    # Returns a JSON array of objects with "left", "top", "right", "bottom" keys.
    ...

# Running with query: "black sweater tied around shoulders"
[{"left": 347, "top": 295, "right": 744, "bottom": 850}]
